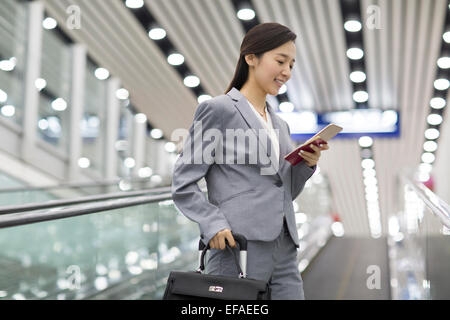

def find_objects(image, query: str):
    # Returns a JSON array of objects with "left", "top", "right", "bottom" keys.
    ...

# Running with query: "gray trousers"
[{"left": 205, "top": 219, "right": 305, "bottom": 300}]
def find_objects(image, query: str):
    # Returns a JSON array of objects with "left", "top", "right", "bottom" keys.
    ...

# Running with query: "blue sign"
[{"left": 276, "top": 109, "right": 400, "bottom": 142}]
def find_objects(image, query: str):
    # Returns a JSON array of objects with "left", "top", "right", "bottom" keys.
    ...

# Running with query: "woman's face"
[{"left": 247, "top": 41, "right": 296, "bottom": 96}]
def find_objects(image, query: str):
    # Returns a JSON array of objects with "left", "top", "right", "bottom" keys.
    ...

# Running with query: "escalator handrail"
[
  {"left": 0, "top": 177, "right": 166, "bottom": 193},
  {"left": 0, "top": 186, "right": 172, "bottom": 215},
  {"left": 0, "top": 191, "right": 174, "bottom": 229},
  {"left": 406, "top": 177, "right": 450, "bottom": 229}
]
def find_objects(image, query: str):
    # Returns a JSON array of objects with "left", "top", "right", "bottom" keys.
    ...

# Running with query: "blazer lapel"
[
  {"left": 226, "top": 87, "right": 279, "bottom": 174},
  {"left": 227, "top": 88, "right": 265, "bottom": 134}
]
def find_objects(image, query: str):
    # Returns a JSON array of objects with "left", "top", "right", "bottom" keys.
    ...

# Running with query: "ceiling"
[{"left": 43, "top": 0, "right": 449, "bottom": 237}]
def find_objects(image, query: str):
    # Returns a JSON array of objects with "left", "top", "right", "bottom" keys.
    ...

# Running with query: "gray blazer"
[{"left": 171, "top": 87, "right": 316, "bottom": 247}]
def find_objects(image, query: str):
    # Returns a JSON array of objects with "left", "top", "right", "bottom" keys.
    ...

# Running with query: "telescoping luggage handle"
[{"left": 197, "top": 233, "right": 248, "bottom": 278}]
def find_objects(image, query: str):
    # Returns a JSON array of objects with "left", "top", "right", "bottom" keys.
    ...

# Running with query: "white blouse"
[{"left": 247, "top": 100, "right": 280, "bottom": 163}]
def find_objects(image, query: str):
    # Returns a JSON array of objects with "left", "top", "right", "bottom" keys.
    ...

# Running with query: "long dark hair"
[{"left": 225, "top": 22, "right": 297, "bottom": 94}]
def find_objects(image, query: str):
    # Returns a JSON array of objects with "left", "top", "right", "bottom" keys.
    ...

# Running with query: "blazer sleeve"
[
  {"left": 171, "top": 101, "right": 231, "bottom": 245},
  {"left": 284, "top": 121, "right": 316, "bottom": 200}
]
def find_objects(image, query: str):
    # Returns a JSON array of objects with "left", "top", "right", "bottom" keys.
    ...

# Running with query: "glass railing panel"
[
  {"left": 0, "top": 189, "right": 57, "bottom": 207},
  {"left": 422, "top": 200, "right": 450, "bottom": 299},
  {"left": 388, "top": 180, "right": 450, "bottom": 300},
  {"left": 294, "top": 168, "right": 334, "bottom": 273},
  {"left": 0, "top": 180, "right": 169, "bottom": 207},
  {"left": 0, "top": 200, "right": 198, "bottom": 300}
]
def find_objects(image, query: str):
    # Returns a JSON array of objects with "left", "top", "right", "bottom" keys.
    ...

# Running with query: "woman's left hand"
[{"left": 299, "top": 143, "right": 330, "bottom": 167}]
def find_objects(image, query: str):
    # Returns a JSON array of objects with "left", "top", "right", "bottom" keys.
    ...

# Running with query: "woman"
[{"left": 171, "top": 22, "right": 329, "bottom": 299}]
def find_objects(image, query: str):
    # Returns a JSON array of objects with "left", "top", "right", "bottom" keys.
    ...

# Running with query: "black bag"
[{"left": 163, "top": 233, "right": 271, "bottom": 300}]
